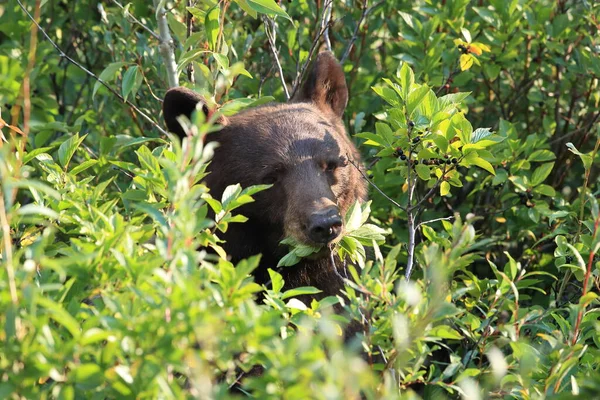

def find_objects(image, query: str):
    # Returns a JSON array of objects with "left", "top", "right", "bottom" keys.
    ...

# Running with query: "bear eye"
[
  {"left": 261, "top": 173, "right": 278, "bottom": 185},
  {"left": 325, "top": 161, "right": 338, "bottom": 172}
]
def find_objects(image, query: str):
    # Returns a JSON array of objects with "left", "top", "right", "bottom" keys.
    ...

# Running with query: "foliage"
[{"left": 1, "top": 0, "right": 600, "bottom": 398}]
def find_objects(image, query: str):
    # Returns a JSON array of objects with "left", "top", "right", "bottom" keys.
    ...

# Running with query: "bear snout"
[{"left": 307, "top": 207, "right": 343, "bottom": 244}]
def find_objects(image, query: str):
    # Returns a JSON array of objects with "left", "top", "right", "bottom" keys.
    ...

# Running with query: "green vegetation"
[{"left": 1, "top": 0, "right": 599, "bottom": 398}]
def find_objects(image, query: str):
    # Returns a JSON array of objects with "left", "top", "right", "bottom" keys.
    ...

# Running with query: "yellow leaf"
[
  {"left": 495, "top": 217, "right": 506, "bottom": 223},
  {"left": 440, "top": 181, "right": 450, "bottom": 196},
  {"left": 468, "top": 44, "right": 483, "bottom": 56},
  {"left": 473, "top": 42, "right": 491, "bottom": 53},
  {"left": 460, "top": 54, "right": 474, "bottom": 71}
]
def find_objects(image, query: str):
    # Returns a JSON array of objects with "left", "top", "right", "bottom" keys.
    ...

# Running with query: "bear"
[{"left": 162, "top": 51, "right": 367, "bottom": 308}]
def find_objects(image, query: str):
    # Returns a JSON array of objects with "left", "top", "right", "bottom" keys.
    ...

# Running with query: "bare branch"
[
  {"left": 321, "top": 0, "right": 333, "bottom": 52},
  {"left": 290, "top": 0, "right": 333, "bottom": 99},
  {"left": 415, "top": 216, "right": 455, "bottom": 231},
  {"left": 340, "top": 0, "right": 384, "bottom": 64},
  {"left": 263, "top": 16, "right": 290, "bottom": 100},
  {"left": 16, "top": 0, "right": 169, "bottom": 136},
  {"left": 185, "top": 0, "right": 195, "bottom": 84},
  {"left": 153, "top": 0, "right": 179, "bottom": 88},
  {"left": 347, "top": 156, "right": 406, "bottom": 212},
  {"left": 111, "top": 0, "right": 161, "bottom": 41}
]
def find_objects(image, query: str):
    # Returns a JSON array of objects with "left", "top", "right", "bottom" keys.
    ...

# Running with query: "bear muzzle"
[{"left": 306, "top": 207, "right": 343, "bottom": 244}]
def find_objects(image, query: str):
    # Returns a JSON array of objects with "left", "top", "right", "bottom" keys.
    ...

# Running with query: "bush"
[{"left": 1, "top": 0, "right": 599, "bottom": 398}]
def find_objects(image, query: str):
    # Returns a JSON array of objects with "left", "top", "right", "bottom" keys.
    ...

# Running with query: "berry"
[
  {"left": 414, "top": 160, "right": 419, "bottom": 165},
  {"left": 444, "top": 154, "right": 449, "bottom": 158},
  {"left": 452, "top": 158, "right": 458, "bottom": 164},
  {"left": 446, "top": 159, "right": 452, "bottom": 165},
  {"left": 408, "top": 121, "right": 415, "bottom": 128},
  {"left": 527, "top": 192, "right": 534, "bottom": 199},
  {"left": 400, "top": 154, "right": 407, "bottom": 161},
  {"left": 566, "top": 256, "right": 573, "bottom": 263},
  {"left": 538, "top": 101, "right": 544, "bottom": 107},
  {"left": 412, "top": 137, "right": 420, "bottom": 144}
]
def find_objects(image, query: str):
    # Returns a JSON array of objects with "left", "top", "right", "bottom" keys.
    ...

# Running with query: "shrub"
[{"left": 1, "top": 0, "right": 599, "bottom": 398}]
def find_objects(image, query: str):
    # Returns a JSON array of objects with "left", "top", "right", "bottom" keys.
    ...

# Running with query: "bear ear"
[
  {"left": 293, "top": 51, "right": 348, "bottom": 117},
  {"left": 163, "top": 87, "right": 226, "bottom": 138}
]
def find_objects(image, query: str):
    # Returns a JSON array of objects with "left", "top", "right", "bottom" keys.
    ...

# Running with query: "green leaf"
[
  {"left": 245, "top": 0, "right": 292, "bottom": 21},
  {"left": 415, "top": 163, "right": 431, "bottom": 180},
  {"left": 464, "top": 151, "right": 495, "bottom": 175},
  {"left": 268, "top": 268, "right": 284, "bottom": 292},
  {"left": 566, "top": 142, "right": 593, "bottom": 170},
  {"left": 429, "top": 325, "right": 463, "bottom": 340},
  {"left": 213, "top": 52, "right": 229, "bottom": 70},
  {"left": 236, "top": 0, "right": 258, "bottom": 18},
  {"left": 471, "top": 127, "right": 492, "bottom": 143},
  {"left": 534, "top": 184, "right": 556, "bottom": 197},
  {"left": 407, "top": 84, "right": 429, "bottom": 115},
  {"left": 205, "top": 5, "right": 220, "bottom": 51},
  {"left": 93, "top": 62, "right": 128, "bottom": 99},
  {"left": 531, "top": 162, "right": 554, "bottom": 186},
  {"left": 372, "top": 86, "right": 401, "bottom": 107},
  {"left": 528, "top": 149, "right": 556, "bottom": 162},
  {"left": 282, "top": 286, "right": 322, "bottom": 300},
  {"left": 398, "top": 62, "right": 414, "bottom": 100},
  {"left": 70, "top": 159, "right": 98, "bottom": 175},
  {"left": 23, "top": 146, "right": 55, "bottom": 164},
  {"left": 58, "top": 133, "right": 87, "bottom": 169},
  {"left": 72, "top": 364, "right": 103, "bottom": 389},
  {"left": 121, "top": 65, "right": 142, "bottom": 102},
  {"left": 277, "top": 252, "right": 301, "bottom": 267}
]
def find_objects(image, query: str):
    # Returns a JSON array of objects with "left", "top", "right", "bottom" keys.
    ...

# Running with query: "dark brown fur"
[{"left": 163, "top": 52, "right": 367, "bottom": 306}]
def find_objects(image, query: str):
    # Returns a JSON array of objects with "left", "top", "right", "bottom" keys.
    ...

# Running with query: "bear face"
[{"left": 162, "top": 52, "right": 367, "bottom": 296}]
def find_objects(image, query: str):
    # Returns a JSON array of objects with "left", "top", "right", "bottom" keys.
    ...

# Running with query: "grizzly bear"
[{"left": 162, "top": 52, "right": 367, "bottom": 306}]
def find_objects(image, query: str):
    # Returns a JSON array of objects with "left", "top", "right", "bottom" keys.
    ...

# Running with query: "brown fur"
[{"left": 163, "top": 52, "right": 367, "bottom": 305}]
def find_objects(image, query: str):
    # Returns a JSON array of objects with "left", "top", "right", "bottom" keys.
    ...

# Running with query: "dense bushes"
[{"left": 1, "top": 0, "right": 599, "bottom": 398}]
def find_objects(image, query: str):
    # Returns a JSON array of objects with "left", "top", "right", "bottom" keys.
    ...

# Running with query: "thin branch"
[
  {"left": 263, "top": 16, "right": 290, "bottom": 100},
  {"left": 321, "top": 0, "right": 333, "bottom": 52},
  {"left": 153, "top": 0, "right": 179, "bottom": 88},
  {"left": 571, "top": 211, "right": 600, "bottom": 345},
  {"left": 348, "top": 156, "right": 406, "bottom": 212},
  {"left": 186, "top": 0, "right": 195, "bottom": 84},
  {"left": 16, "top": 0, "right": 168, "bottom": 136},
  {"left": 111, "top": 0, "right": 161, "bottom": 40},
  {"left": 290, "top": 0, "right": 332, "bottom": 98},
  {"left": 339, "top": 0, "right": 384, "bottom": 64},
  {"left": 415, "top": 216, "right": 455, "bottom": 231},
  {"left": 547, "top": 111, "right": 600, "bottom": 146},
  {"left": 0, "top": 186, "right": 17, "bottom": 306}
]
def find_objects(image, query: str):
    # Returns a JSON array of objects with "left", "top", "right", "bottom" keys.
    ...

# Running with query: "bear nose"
[{"left": 307, "top": 208, "right": 343, "bottom": 244}]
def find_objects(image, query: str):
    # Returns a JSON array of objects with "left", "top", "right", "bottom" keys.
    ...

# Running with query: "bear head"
[{"left": 162, "top": 52, "right": 367, "bottom": 285}]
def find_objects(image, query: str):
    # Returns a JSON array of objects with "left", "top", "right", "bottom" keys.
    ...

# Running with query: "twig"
[
  {"left": 153, "top": 0, "right": 179, "bottom": 88},
  {"left": 415, "top": 216, "right": 455, "bottom": 231},
  {"left": 111, "top": 0, "right": 161, "bottom": 40},
  {"left": 290, "top": 0, "right": 332, "bottom": 98},
  {"left": 263, "top": 16, "right": 290, "bottom": 100},
  {"left": 16, "top": 0, "right": 169, "bottom": 136},
  {"left": 0, "top": 188, "right": 17, "bottom": 305},
  {"left": 186, "top": 0, "right": 195, "bottom": 84},
  {"left": 348, "top": 157, "right": 406, "bottom": 212},
  {"left": 321, "top": 0, "right": 333, "bottom": 51},
  {"left": 404, "top": 137, "right": 417, "bottom": 280},
  {"left": 547, "top": 112, "right": 600, "bottom": 145},
  {"left": 571, "top": 211, "right": 600, "bottom": 345},
  {"left": 339, "top": 0, "right": 384, "bottom": 64}
]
